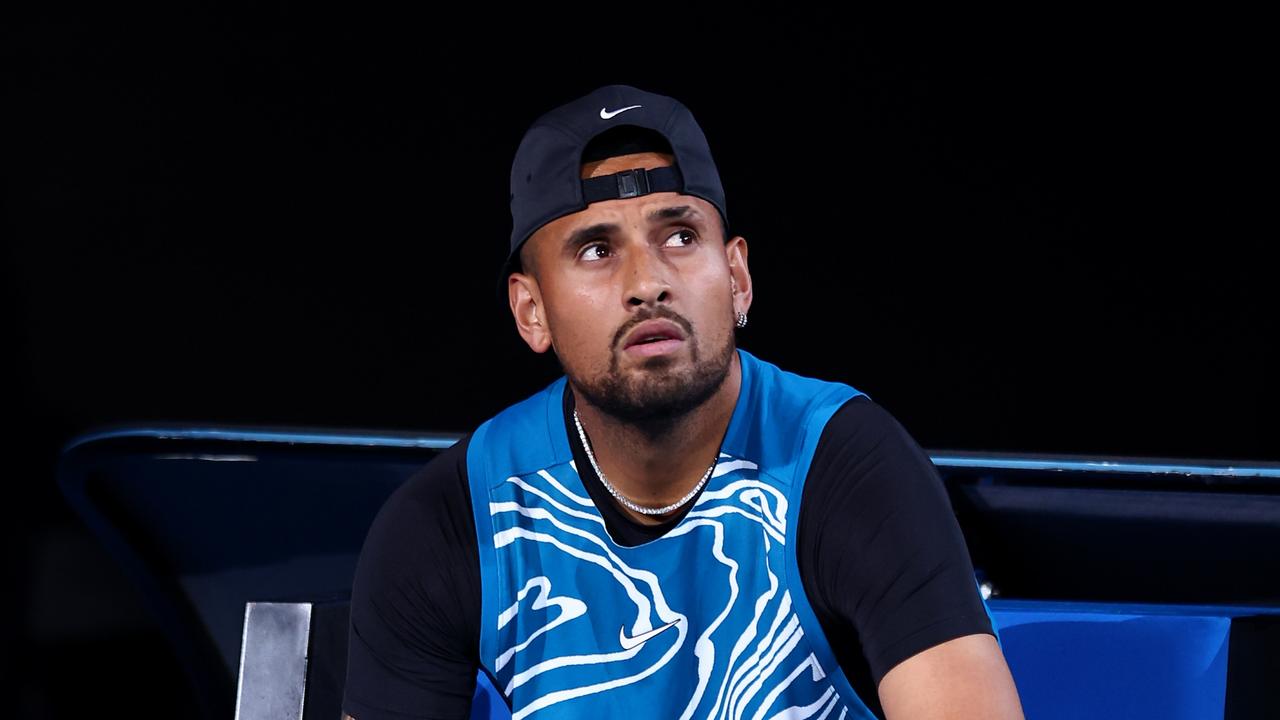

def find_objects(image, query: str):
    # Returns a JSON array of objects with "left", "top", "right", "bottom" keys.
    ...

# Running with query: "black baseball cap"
[{"left": 497, "top": 84, "right": 730, "bottom": 300}]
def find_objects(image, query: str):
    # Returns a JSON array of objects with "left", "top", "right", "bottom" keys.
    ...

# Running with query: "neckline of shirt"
[{"left": 560, "top": 381, "right": 702, "bottom": 545}]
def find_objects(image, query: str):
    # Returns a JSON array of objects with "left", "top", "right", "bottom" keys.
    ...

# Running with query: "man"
[{"left": 342, "top": 84, "right": 1023, "bottom": 719}]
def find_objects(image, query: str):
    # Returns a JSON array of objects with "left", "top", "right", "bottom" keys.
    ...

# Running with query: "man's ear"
[
  {"left": 508, "top": 271, "right": 553, "bottom": 354},
  {"left": 726, "top": 235, "right": 753, "bottom": 318}
]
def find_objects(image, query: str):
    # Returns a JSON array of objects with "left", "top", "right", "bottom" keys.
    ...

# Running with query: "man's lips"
[
  {"left": 624, "top": 337, "right": 685, "bottom": 357},
  {"left": 623, "top": 319, "right": 687, "bottom": 349},
  {"left": 622, "top": 318, "right": 688, "bottom": 358}
]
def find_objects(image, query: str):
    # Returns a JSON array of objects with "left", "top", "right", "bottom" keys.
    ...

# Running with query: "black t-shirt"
[{"left": 343, "top": 385, "right": 993, "bottom": 720}]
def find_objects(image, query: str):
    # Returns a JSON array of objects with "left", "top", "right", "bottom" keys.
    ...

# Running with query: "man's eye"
[
  {"left": 579, "top": 242, "right": 611, "bottom": 262},
  {"left": 580, "top": 231, "right": 693, "bottom": 262},
  {"left": 666, "top": 229, "right": 696, "bottom": 247}
]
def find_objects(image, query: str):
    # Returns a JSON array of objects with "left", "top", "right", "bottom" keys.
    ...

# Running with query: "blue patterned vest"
[{"left": 466, "top": 348, "right": 880, "bottom": 719}]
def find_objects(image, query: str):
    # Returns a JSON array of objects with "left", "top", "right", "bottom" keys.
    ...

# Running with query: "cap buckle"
[{"left": 614, "top": 168, "right": 651, "bottom": 199}]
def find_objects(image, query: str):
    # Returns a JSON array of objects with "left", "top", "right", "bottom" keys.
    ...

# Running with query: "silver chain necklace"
[{"left": 572, "top": 408, "right": 717, "bottom": 516}]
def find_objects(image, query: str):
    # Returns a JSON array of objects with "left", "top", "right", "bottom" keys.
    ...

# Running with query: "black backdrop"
[{"left": 4, "top": 8, "right": 1274, "bottom": 718}]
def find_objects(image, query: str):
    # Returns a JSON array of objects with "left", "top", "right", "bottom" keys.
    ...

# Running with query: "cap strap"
[{"left": 581, "top": 165, "right": 684, "bottom": 204}]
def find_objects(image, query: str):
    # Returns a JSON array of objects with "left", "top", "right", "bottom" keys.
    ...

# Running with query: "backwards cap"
[{"left": 499, "top": 84, "right": 730, "bottom": 293}]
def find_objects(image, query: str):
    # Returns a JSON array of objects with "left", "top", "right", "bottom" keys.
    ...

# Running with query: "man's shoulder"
[
  {"left": 470, "top": 375, "right": 575, "bottom": 478},
  {"left": 805, "top": 393, "right": 938, "bottom": 496},
  {"left": 745, "top": 354, "right": 876, "bottom": 441},
  {"left": 409, "top": 432, "right": 472, "bottom": 484},
  {"left": 372, "top": 433, "right": 475, "bottom": 536},
  {"left": 354, "top": 432, "right": 481, "bottom": 594},
  {"left": 744, "top": 350, "right": 866, "bottom": 405},
  {"left": 820, "top": 394, "right": 903, "bottom": 445}
]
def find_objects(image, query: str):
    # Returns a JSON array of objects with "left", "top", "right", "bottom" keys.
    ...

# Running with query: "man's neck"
[{"left": 572, "top": 352, "right": 742, "bottom": 526}]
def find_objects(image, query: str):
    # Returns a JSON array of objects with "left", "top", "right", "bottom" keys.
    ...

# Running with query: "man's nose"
[{"left": 621, "top": 241, "right": 672, "bottom": 308}]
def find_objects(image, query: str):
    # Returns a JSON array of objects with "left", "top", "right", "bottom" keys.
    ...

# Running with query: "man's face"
[{"left": 508, "top": 151, "right": 752, "bottom": 425}]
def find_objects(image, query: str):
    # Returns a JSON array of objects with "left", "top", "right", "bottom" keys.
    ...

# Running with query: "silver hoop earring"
[{"left": 735, "top": 311, "right": 748, "bottom": 329}]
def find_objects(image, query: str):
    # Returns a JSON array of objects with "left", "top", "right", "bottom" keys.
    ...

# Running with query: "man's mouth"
[
  {"left": 625, "top": 337, "right": 685, "bottom": 357},
  {"left": 623, "top": 318, "right": 687, "bottom": 348},
  {"left": 622, "top": 318, "right": 689, "bottom": 358}
]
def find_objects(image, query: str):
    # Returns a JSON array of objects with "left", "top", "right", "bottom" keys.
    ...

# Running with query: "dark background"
[{"left": 4, "top": 7, "right": 1273, "bottom": 718}]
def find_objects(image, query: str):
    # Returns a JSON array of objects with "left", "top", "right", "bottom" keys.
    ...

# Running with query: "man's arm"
[
  {"left": 799, "top": 395, "right": 1024, "bottom": 718},
  {"left": 878, "top": 633, "right": 1024, "bottom": 720}
]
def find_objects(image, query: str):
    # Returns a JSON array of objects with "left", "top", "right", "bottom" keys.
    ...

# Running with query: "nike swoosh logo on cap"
[
  {"left": 600, "top": 104, "right": 642, "bottom": 120},
  {"left": 618, "top": 618, "right": 680, "bottom": 649}
]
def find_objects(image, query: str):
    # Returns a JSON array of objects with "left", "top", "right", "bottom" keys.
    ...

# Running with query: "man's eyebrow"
[
  {"left": 648, "top": 205, "right": 704, "bottom": 223},
  {"left": 562, "top": 206, "right": 707, "bottom": 253},
  {"left": 564, "top": 223, "right": 619, "bottom": 253}
]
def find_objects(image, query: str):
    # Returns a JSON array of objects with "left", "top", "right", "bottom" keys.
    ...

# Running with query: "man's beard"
[{"left": 565, "top": 322, "right": 735, "bottom": 440}]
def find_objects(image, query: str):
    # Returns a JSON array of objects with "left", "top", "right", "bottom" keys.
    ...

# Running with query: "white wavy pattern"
[{"left": 486, "top": 453, "right": 869, "bottom": 720}]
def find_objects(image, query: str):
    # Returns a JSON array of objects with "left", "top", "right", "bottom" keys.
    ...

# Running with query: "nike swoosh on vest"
[{"left": 618, "top": 618, "right": 680, "bottom": 650}]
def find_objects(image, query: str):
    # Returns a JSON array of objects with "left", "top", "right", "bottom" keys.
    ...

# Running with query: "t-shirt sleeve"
[
  {"left": 800, "top": 396, "right": 994, "bottom": 689},
  {"left": 342, "top": 435, "right": 482, "bottom": 720}
]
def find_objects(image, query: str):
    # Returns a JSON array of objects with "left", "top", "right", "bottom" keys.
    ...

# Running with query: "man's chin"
[
  {"left": 574, "top": 336, "right": 732, "bottom": 426},
  {"left": 613, "top": 370, "right": 729, "bottom": 424}
]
